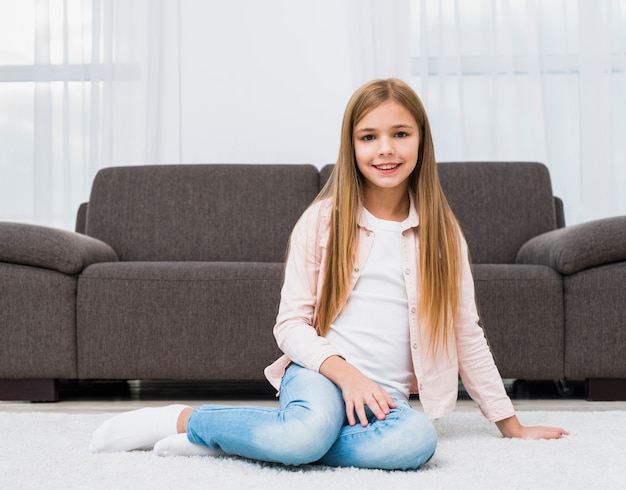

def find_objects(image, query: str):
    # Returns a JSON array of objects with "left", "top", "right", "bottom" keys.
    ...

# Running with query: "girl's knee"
[
  {"left": 266, "top": 408, "right": 343, "bottom": 466},
  {"left": 382, "top": 408, "right": 437, "bottom": 470},
  {"left": 399, "top": 411, "right": 438, "bottom": 469}
]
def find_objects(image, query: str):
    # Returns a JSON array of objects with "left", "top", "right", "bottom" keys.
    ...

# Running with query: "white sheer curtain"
[
  {"left": 410, "top": 0, "right": 626, "bottom": 225},
  {"left": 0, "top": 0, "right": 180, "bottom": 230},
  {"left": 2, "top": 0, "right": 623, "bottom": 230}
]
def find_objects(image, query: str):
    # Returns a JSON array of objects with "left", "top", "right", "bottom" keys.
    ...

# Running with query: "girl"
[{"left": 90, "top": 79, "right": 568, "bottom": 470}]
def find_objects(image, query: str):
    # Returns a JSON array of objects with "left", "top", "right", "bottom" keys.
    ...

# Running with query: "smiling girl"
[{"left": 90, "top": 79, "right": 568, "bottom": 470}]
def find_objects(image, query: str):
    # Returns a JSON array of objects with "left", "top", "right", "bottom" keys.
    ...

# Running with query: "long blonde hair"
[{"left": 315, "top": 78, "right": 463, "bottom": 356}]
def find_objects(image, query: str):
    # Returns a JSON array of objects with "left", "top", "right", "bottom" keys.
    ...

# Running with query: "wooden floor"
[{"left": 1, "top": 379, "right": 625, "bottom": 413}]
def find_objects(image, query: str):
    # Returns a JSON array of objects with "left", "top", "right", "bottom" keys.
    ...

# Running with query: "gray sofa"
[{"left": 1, "top": 162, "right": 624, "bottom": 402}]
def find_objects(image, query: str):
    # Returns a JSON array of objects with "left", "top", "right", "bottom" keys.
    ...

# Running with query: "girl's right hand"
[{"left": 320, "top": 355, "right": 396, "bottom": 426}]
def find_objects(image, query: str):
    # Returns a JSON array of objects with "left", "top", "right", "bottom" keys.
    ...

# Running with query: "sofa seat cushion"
[
  {"left": 77, "top": 262, "right": 284, "bottom": 380},
  {"left": 472, "top": 264, "right": 564, "bottom": 379}
]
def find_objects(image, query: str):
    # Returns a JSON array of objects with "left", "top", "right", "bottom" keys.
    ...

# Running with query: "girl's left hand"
[{"left": 496, "top": 415, "right": 569, "bottom": 439}]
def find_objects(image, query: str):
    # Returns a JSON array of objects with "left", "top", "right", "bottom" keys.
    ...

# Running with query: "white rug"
[{"left": 1, "top": 410, "right": 625, "bottom": 489}]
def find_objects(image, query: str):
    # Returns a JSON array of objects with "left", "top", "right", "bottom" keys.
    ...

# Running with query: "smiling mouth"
[{"left": 373, "top": 163, "right": 400, "bottom": 171}]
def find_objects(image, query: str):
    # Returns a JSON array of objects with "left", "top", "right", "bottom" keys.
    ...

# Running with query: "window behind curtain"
[{"left": 0, "top": 0, "right": 152, "bottom": 230}]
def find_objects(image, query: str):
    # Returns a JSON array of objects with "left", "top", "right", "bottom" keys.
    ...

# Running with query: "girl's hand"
[
  {"left": 320, "top": 355, "right": 396, "bottom": 427},
  {"left": 496, "top": 415, "right": 569, "bottom": 439},
  {"left": 340, "top": 369, "right": 396, "bottom": 427}
]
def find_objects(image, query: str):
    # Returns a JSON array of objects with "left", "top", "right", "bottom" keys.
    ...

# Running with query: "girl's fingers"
[
  {"left": 356, "top": 405, "right": 369, "bottom": 427},
  {"left": 345, "top": 401, "right": 356, "bottom": 426},
  {"left": 366, "top": 394, "right": 390, "bottom": 422}
]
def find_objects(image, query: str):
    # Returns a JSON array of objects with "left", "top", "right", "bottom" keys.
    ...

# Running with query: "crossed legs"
[{"left": 90, "top": 364, "right": 437, "bottom": 470}]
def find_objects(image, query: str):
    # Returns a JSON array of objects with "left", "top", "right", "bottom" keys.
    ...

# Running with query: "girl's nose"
[{"left": 377, "top": 137, "right": 394, "bottom": 156}]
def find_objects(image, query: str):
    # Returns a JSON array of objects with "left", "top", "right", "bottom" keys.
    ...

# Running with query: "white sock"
[
  {"left": 153, "top": 433, "right": 225, "bottom": 458},
  {"left": 89, "top": 404, "right": 190, "bottom": 453}
]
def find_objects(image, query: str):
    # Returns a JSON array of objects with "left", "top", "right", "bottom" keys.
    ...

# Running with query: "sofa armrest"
[
  {"left": 516, "top": 216, "right": 626, "bottom": 275},
  {"left": 0, "top": 222, "right": 118, "bottom": 275}
]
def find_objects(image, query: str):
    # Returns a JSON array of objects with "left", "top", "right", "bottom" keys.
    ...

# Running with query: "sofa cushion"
[
  {"left": 472, "top": 264, "right": 564, "bottom": 379},
  {"left": 438, "top": 162, "right": 557, "bottom": 264},
  {"left": 77, "top": 262, "right": 284, "bottom": 380},
  {"left": 85, "top": 164, "right": 320, "bottom": 262},
  {"left": 321, "top": 162, "right": 558, "bottom": 264}
]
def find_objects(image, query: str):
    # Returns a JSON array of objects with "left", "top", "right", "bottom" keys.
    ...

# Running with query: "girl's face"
[{"left": 353, "top": 99, "right": 419, "bottom": 198}]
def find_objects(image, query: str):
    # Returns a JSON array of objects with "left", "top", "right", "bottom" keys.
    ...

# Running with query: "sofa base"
[
  {"left": 2, "top": 378, "right": 624, "bottom": 402},
  {"left": 0, "top": 379, "right": 58, "bottom": 402},
  {"left": 585, "top": 378, "right": 626, "bottom": 401}
]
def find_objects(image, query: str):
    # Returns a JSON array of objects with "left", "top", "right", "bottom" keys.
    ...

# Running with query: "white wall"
[{"left": 168, "top": 0, "right": 360, "bottom": 168}]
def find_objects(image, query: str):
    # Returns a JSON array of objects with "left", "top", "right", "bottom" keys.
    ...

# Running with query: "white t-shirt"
[{"left": 326, "top": 208, "right": 415, "bottom": 401}]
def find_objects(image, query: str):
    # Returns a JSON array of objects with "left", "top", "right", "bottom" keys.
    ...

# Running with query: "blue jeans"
[{"left": 186, "top": 364, "right": 437, "bottom": 470}]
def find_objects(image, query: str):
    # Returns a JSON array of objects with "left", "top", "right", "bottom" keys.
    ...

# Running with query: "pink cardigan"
[{"left": 264, "top": 197, "right": 515, "bottom": 423}]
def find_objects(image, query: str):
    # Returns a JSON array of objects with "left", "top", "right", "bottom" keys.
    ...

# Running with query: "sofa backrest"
[
  {"left": 320, "top": 161, "right": 558, "bottom": 264},
  {"left": 84, "top": 164, "right": 320, "bottom": 262},
  {"left": 438, "top": 162, "right": 557, "bottom": 263},
  {"left": 83, "top": 162, "right": 558, "bottom": 264}
]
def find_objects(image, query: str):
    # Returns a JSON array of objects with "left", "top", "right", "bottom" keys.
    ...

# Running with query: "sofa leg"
[
  {"left": 585, "top": 378, "right": 626, "bottom": 401},
  {"left": 555, "top": 379, "right": 574, "bottom": 397},
  {"left": 0, "top": 379, "right": 59, "bottom": 402}
]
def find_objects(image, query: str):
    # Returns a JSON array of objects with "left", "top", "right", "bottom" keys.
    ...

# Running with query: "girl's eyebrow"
[{"left": 354, "top": 123, "right": 415, "bottom": 134}]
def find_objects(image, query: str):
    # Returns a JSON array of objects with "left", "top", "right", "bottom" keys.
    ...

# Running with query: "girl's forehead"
[{"left": 354, "top": 100, "right": 417, "bottom": 128}]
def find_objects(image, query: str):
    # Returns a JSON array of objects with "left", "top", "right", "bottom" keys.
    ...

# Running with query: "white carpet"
[{"left": 1, "top": 410, "right": 625, "bottom": 489}]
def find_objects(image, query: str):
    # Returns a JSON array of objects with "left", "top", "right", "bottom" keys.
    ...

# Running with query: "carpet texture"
[{"left": 0, "top": 410, "right": 624, "bottom": 489}]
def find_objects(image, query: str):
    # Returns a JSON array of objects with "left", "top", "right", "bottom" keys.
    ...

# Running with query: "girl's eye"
[
  {"left": 395, "top": 132, "right": 409, "bottom": 138},
  {"left": 362, "top": 134, "right": 375, "bottom": 141}
]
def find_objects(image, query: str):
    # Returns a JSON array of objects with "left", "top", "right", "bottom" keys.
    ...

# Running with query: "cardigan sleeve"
[
  {"left": 454, "top": 237, "right": 516, "bottom": 423},
  {"left": 272, "top": 200, "right": 342, "bottom": 373}
]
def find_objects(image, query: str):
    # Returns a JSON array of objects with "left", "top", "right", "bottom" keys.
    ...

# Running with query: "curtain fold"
[
  {"left": 1, "top": 0, "right": 178, "bottom": 230},
  {"left": 33, "top": 0, "right": 53, "bottom": 225}
]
